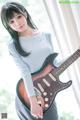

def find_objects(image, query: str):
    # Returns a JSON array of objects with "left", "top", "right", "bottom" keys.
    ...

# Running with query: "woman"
[{"left": 1, "top": 2, "right": 58, "bottom": 120}]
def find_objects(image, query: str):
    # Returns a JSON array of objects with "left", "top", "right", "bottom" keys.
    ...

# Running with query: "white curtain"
[
  {"left": 0, "top": 0, "right": 80, "bottom": 119},
  {"left": 42, "top": 0, "right": 80, "bottom": 118}
]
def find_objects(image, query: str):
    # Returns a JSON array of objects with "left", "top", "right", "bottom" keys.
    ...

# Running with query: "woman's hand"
[
  {"left": 37, "top": 95, "right": 45, "bottom": 109},
  {"left": 29, "top": 95, "right": 44, "bottom": 119}
]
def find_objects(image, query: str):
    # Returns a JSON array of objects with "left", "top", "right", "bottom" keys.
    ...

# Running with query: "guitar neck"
[{"left": 53, "top": 49, "right": 80, "bottom": 76}]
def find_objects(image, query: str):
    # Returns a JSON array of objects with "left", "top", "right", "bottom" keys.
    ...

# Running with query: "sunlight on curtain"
[{"left": 42, "top": 0, "right": 80, "bottom": 119}]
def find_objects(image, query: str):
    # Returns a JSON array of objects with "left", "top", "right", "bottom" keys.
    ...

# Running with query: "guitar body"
[{"left": 16, "top": 53, "right": 72, "bottom": 112}]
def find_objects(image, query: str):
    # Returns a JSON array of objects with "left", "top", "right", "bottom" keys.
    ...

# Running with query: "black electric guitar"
[{"left": 16, "top": 48, "right": 80, "bottom": 115}]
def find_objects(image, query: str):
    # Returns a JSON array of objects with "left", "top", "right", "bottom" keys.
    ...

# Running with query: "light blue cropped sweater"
[{"left": 8, "top": 32, "right": 59, "bottom": 97}]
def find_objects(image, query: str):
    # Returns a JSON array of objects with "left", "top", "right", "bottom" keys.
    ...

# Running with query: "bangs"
[{"left": 6, "top": 7, "right": 22, "bottom": 22}]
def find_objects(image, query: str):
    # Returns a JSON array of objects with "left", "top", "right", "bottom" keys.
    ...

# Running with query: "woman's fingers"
[
  {"left": 30, "top": 95, "right": 44, "bottom": 119},
  {"left": 31, "top": 114, "right": 38, "bottom": 119},
  {"left": 37, "top": 95, "right": 45, "bottom": 109},
  {"left": 31, "top": 105, "right": 43, "bottom": 119}
]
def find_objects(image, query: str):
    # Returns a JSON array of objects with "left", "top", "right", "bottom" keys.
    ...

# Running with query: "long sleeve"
[
  {"left": 45, "top": 32, "right": 62, "bottom": 67},
  {"left": 8, "top": 41, "right": 36, "bottom": 97}
]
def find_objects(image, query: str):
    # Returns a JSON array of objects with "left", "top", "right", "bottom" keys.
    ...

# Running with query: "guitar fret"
[
  {"left": 37, "top": 83, "right": 44, "bottom": 92},
  {"left": 49, "top": 73, "right": 56, "bottom": 81},
  {"left": 43, "top": 78, "right": 50, "bottom": 87}
]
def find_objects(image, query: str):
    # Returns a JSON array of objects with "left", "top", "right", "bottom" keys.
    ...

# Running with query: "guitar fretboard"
[{"left": 51, "top": 49, "right": 80, "bottom": 76}]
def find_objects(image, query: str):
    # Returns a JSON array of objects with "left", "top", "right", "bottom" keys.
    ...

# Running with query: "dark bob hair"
[{"left": 1, "top": 2, "right": 37, "bottom": 56}]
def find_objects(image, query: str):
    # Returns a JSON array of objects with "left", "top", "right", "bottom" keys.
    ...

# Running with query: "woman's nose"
[{"left": 14, "top": 20, "right": 20, "bottom": 26}]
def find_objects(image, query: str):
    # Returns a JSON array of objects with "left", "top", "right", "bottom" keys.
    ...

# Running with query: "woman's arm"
[
  {"left": 8, "top": 41, "right": 35, "bottom": 97},
  {"left": 8, "top": 41, "right": 43, "bottom": 119},
  {"left": 45, "top": 32, "right": 62, "bottom": 67}
]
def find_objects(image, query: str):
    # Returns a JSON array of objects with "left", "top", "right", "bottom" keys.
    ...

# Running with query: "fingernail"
[
  {"left": 32, "top": 114, "right": 38, "bottom": 119},
  {"left": 40, "top": 116, "right": 43, "bottom": 119}
]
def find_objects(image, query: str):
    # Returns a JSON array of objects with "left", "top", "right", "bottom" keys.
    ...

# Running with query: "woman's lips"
[{"left": 19, "top": 24, "right": 24, "bottom": 29}]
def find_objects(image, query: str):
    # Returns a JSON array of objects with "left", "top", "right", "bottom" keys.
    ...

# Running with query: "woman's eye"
[
  {"left": 9, "top": 20, "right": 14, "bottom": 24},
  {"left": 17, "top": 15, "right": 22, "bottom": 19}
]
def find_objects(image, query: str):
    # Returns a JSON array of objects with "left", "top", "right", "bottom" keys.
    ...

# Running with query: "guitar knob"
[
  {"left": 45, "top": 104, "right": 49, "bottom": 108},
  {"left": 43, "top": 92, "right": 47, "bottom": 96},
  {"left": 45, "top": 98, "right": 49, "bottom": 102},
  {"left": 50, "top": 93, "right": 52, "bottom": 96}
]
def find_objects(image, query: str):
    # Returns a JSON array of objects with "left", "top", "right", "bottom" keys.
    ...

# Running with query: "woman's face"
[{"left": 8, "top": 12, "right": 28, "bottom": 33}]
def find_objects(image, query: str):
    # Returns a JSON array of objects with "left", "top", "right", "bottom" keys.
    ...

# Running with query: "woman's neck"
[{"left": 19, "top": 26, "right": 38, "bottom": 37}]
